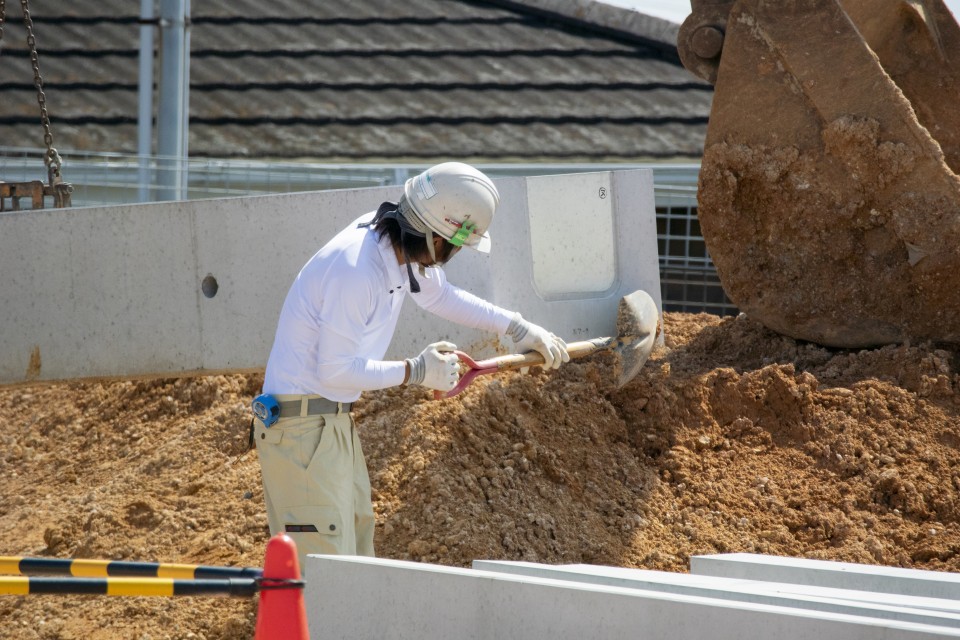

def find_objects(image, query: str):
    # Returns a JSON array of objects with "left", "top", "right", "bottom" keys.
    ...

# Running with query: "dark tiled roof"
[{"left": 0, "top": 0, "right": 711, "bottom": 162}]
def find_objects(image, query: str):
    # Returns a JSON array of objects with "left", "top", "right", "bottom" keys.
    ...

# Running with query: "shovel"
[{"left": 434, "top": 289, "right": 661, "bottom": 399}]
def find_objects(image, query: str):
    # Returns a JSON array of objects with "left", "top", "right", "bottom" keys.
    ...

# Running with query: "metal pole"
[
  {"left": 157, "top": 0, "right": 187, "bottom": 201},
  {"left": 137, "top": 0, "right": 155, "bottom": 203},
  {"left": 180, "top": 0, "right": 191, "bottom": 201}
]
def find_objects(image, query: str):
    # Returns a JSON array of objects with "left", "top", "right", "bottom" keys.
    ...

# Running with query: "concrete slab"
[
  {"left": 691, "top": 553, "right": 960, "bottom": 601},
  {"left": 303, "top": 554, "right": 960, "bottom": 639},
  {"left": 472, "top": 560, "right": 960, "bottom": 628}
]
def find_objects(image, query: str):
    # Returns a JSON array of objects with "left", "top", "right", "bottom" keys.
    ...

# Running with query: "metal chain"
[{"left": 19, "top": 0, "right": 63, "bottom": 181}]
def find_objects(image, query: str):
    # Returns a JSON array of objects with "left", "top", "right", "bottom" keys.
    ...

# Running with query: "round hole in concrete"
[{"left": 201, "top": 275, "right": 219, "bottom": 298}]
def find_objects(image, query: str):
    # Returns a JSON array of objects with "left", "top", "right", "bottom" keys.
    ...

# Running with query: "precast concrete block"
[
  {"left": 692, "top": 553, "right": 960, "bottom": 601},
  {"left": 0, "top": 203, "right": 201, "bottom": 381},
  {"left": 472, "top": 560, "right": 960, "bottom": 628},
  {"left": 0, "top": 170, "right": 661, "bottom": 383},
  {"left": 303, "top": 554, "right": 960, "bottom": 640}
]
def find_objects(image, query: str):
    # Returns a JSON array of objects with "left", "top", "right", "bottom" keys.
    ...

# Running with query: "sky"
[{"left": 604, "top": 0, "right": 960, "bottom": 25}]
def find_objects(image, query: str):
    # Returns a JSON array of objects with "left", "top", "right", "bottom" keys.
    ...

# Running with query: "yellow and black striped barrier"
[
  {"left": 0, "top": 556, "right": 262, "bottom": 580},
  {"left": 0, "top": 576, "right": 262, "bottom": 597},
  {"left": 0, "top": 535, "right": 310, "bottom": 640}
]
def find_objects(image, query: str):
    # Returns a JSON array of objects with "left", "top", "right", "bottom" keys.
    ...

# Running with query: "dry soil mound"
[{"left": 1, "top": 311, "right": 959, "bottom": 639}]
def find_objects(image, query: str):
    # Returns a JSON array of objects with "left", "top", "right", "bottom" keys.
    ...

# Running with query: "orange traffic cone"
[{"left": 254, "top": 533, "right": 309, "bottom": 640}]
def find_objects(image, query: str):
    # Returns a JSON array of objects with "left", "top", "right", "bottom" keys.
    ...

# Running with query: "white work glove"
[
  {"left": 405, "top": 341, "right": 460, "bottom": 391},
  {"left": 506, "top": 313, "right": 570, "bottom": 370}
]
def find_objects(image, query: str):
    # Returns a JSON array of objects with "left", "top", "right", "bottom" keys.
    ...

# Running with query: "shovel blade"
[{"left": 612, "top": 289, "right": 661, "bottom": 388}]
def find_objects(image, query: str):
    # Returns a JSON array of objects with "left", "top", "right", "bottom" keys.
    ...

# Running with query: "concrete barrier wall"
[
  {"left": 302, "top": 555, "right": 960, "bottom": 639},
  {"left": 691, "top": 553, "right": 960, "bottom": 601},
  {"left": 0, "top": 170, "right": 660, "bottom": 384}
]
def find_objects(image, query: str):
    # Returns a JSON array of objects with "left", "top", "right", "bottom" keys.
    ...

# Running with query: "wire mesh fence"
[
  {"left": 654, "top": 182, "right": 738, "bottom": 317},
  {"left": 0, "top": 146, "right": 737, "bottom": 316}
]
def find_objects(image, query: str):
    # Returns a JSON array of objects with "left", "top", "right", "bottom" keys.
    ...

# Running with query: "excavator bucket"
[{"left": 678, "top": 0, "right": 960, "bottom": 348}]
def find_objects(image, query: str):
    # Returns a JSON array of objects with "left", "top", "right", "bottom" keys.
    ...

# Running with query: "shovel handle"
[{"left": 432, "top": 338, "right": 615, "bottom": 400}]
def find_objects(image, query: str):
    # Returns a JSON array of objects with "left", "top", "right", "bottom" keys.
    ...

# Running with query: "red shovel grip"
[
  {"left": 432, "top": 351, "right": 500, "bottom": 400},
  {"left": 432, "top": 349, "right": 555, "bottom": 400}
]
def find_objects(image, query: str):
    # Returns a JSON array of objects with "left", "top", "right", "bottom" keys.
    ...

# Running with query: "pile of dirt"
[{"left": 2, "top": 311, "right": 960, "bottom": 639}]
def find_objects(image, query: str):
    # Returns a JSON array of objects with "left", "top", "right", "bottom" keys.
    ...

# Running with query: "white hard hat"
[{"left": 401, "top": 162, "right": 499, "bottom": 253}]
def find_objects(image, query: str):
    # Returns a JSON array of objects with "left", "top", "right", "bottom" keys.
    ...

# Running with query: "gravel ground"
[{"left": 1, "top": 311, "right": 959, "bottom": 639}]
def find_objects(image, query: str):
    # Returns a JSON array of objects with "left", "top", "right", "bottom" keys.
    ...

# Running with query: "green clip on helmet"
[{"left": 402, "top": 162, "right": 500, "bottom": 254}]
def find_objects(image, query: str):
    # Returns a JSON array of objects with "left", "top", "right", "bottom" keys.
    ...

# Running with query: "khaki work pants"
[{"left": 254, "top": 395, "right": 375, "bottom": 571}]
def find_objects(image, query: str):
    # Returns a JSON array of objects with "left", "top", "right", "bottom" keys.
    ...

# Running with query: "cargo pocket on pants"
[{"left": 283, "top": 505, "right": 344, "bottom": 556}]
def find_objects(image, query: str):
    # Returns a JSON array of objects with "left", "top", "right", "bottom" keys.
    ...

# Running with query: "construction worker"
[{"left": 252, "top": 162, "right": 569, "bottom": 566}]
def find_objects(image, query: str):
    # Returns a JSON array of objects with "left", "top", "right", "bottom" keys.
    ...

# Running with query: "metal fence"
[
  {"left": 655, "top": 183, "right": 736, "bottom": 317},
  {"left": 0, "top": 146, "right": 737, "bottom": 316}
]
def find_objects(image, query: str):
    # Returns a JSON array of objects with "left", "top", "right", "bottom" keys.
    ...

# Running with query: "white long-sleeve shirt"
[{"left": 262, "top": 212, "right": 515, "bottom": 401}]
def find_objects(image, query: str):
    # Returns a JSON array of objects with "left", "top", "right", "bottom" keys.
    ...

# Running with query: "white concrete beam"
[
  {"left": 303, "top": 555, "right": 960, "bottom": 640},
  {"left": 691, "top": 553, "right": 960, "bottom": 601},
  {"left": 473, "top": 560, "right": 960, "bottom": 628}
]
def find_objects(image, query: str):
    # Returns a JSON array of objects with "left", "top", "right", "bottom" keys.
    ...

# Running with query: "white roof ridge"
[{"left": 501, "top": 0, "right": 681, "bottom": 49}]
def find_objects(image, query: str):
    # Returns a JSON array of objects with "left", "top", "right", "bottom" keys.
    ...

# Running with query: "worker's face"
[{"left": 428, "top": 236, "right": 461, "bottom": 266}]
